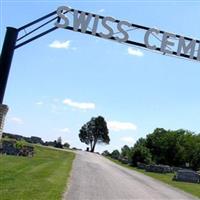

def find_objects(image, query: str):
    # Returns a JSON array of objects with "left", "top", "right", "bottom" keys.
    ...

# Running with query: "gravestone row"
[{"left": 136, "top": 162, "right": 200, "bottom": 184}]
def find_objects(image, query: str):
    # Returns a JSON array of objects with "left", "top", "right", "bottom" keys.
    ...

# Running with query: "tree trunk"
[
  {"left": 90, "top": 141, "right": 93, "bottom": 151},
  {"left": 91, "top": 139, "right": 97, "bottom": 152}
]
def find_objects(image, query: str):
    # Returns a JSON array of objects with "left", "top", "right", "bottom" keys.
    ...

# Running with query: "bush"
[
  {"left": 15, "top": 140, "right": 28, "bottom": 149},
  {"left": 111, "top": 150, "right": 120, "bottom": 160},
  {"left": 63, "top": 142, "right": 70, "bottom": 149},
  {"left": 130, "top": 146, "right": 152, "bottom": 166},
  {"left": 102, "top": 150, "right": 110, "bottom": 156}
]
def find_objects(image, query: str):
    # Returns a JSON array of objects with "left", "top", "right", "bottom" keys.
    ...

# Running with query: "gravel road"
[{"left": 63, "top": 151, "right": 199, "bottom": 200}]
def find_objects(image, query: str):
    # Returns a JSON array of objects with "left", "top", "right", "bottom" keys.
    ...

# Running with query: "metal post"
[
  {"left": 0, "top": 27, "right": 18, "bottom": 140},
  {"left": 0, "top": 27, "right": 18, "bottom": 104}
]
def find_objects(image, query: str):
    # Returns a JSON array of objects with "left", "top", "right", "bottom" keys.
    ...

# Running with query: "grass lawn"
[
  {"left": 0, "top": 145, "right": 75, "bottom": 200},
  {"left": 107, "top": 157, "right": 200, "bottom": 198}
]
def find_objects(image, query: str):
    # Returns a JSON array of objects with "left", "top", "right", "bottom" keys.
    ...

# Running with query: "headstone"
[
  {"left": 173, "top": 169, "right": 200, "bottom": 183},
  {"left": 0, "top": 140, "right": 19, "bottom": 155},
  {"left": 137, "top": 162, "right": 146, "bottom": 169},
  {"left": 0, "top": 140, "right": 34, "bottom": 157},
  {"left": 120, "top": 158, "right": 129, "bottom": 164},
  {"left": 146, "top": 164, "right": 172, "bottom": 173},
  {"left": 171, "top": 166, "right": 183, "bottom": 172}
]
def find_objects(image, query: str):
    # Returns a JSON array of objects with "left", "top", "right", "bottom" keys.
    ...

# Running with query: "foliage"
[
  {"left": 145, "top": 128, "right": 200, "bottom": 170},
  {"left": 111, "top": 149, "right": 120, "bottom": 160},
  {"left": 190, "top": 142, "right": 200, "bottom": 170},
  {"left": 79, "top": 116, "right": 109, "bottom": 152},
  {"left": 126, "top": 128, "right": 200, "bottom": 170},
  {"left": 105, "top": 128, "right": 200, "bottom": 170},
  {"left": 15, "top": 140, "right": 28, "bottom": 149},
  {"left": 63, "top": 142, "right": 70, "bottom": 149},
  {"left": 131, "top": 145, "right": 152, "bottom": 166},
  {"left": 121, "top": 145, "right": 131, "bottom": 159},
  {"left": 54, "top": 137, "right": 63, "bottom": 148},
  {"left": 102, "top": 150, "right": 110, "bottom": 156},
  {"left": 3, "top": 133, "right": 44, "bottom": 144}
]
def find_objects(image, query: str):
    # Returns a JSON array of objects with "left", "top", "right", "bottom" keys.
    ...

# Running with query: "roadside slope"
[{"left": 0, "top": 145, "right": 75, "bottom": 200}]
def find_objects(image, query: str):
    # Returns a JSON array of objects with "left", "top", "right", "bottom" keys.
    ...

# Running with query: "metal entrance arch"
[{"left": 0, "top": 6, "right": 199, "bottom": 138}]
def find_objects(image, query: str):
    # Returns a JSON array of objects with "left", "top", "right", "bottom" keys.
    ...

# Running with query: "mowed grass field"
[
  {"left": 107, "top": 157, "right": 200, "bottom": 198},
  {"left": 0, "top": 145, "right": 75, "bottom": 200}
]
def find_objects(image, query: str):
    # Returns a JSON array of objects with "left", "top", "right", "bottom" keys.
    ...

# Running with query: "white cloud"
[
  {"left": 59, "top": 128, "right": 70, "bottom": 133},
  {"left": 63, "top": 98, "right": 95, "bottom": 110},
  {"left": 121, "top": 137, "right": 135, "bottom": 145},
  {"left": 108, "top": 121, "right": 137, "bottom": 131},
  {"left": 10, "top": 117, "right": 24, "bottom": 125},
  {"left": 49, "top": 40, "right": 70, "bottom": 49},
  {"left": 98, "top": 9, "right": 105, "bottom": 13},
  {"left": 128, "top": 47, "right": 144, "bottom": 57},
  {"left": 36, "top": 101, "right": 43, "bottom": 105}
]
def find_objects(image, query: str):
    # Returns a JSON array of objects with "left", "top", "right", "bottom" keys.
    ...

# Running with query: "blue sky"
[{"left": 1, "top": 0, "right": 200, "bottom": 152}]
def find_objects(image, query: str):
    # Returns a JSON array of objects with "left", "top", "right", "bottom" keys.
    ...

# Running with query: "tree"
[
  {"left": 121, "top": 145, "right": 131, "bottom": 159},
  {"left": 191, "top": 144, "right": 200, "bottom": 170},
  {"left": 131, "top": 146, "right": 152, "bottom": 166},
  {"left": 63, "top": 142, "right": 70, "bottom": 149},
  {"left": 79, "top": 116, "right": 110, "bottom": 152},
  {"left": 102, "top": 150, "right": 110, "bottom": 156},
  {"left": 144, "top": 128, "right": 200, "bottom": 169},
  {"left": 111, "top": 150, "right": 120, "bottom": 160},
  {"left": 55, "top": 136, "right": 63, "bottom": 148}
]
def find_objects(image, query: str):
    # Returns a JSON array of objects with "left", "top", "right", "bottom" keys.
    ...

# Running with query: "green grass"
[
  {"left": 107, "top": 157, "right": 200, "bottom": 198},
  {"left": 0, "top": 145, "right": 75, "bottom": 200}
]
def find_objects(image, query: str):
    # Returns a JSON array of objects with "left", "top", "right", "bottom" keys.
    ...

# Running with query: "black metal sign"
[
  {"left": 55, "top": 6, "right": 200, "bottom": 62},
  {"left": 0, "top": 6, "right": 199, "bottom": 104}
]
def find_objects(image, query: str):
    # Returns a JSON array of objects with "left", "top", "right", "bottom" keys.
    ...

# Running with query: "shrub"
[
  {"left": 15, "top": 140, "right": 28, "bottom": 149},
  {"left": 130, "top": 146, "right": 152, "bottom": 166},
  {"left": 111, "top": 150, "right": 120, "bottom": 160}
]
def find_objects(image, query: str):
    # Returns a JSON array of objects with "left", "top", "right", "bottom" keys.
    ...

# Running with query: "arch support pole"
[
  {"left": 0, "top": 27, "right": 18, "bottom": 104},
  {"left": 0, "top": 27, "right": 18, "bottom": 140}
]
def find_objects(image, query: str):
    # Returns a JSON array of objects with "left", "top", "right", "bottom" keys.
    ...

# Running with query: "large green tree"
[
  {"left": 145, "top": 128, "right": 200, "bottom": 170},
  {"left": 79, "top": 116, "right": 110, "bottom": 152},
  {"left": 121, "top": 145, "right": 131, "bottom": 160},
  {"left": 126, "top": 128, "right": 200, "bottom": 170},
  {"left": 129, "top": 138, "right": 152, "bottom": 165},
  {"left": 131, "top": 146, "right": 152, "bottom": 166},
  {"left": 111, "top": 149, "right": 120, "bottom": 160}
]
